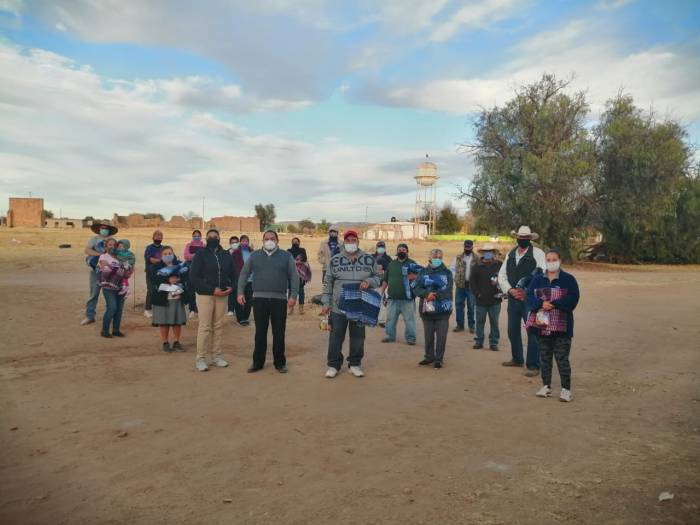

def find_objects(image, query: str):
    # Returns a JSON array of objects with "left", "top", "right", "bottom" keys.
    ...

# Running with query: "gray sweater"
[
  {"left": 322, "top": 248, "right": 382, "bottom": 314},
  {"left": 237, "top": 248, "right": 299, "bottom": 300}
]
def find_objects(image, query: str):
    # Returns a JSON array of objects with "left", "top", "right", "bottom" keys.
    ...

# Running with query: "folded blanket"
[
  {"left": 157, "top": 262, "right": 189, "bottom": 277},
  {"left": 338, "top": 283, "right": 381, "bottom": 326}
]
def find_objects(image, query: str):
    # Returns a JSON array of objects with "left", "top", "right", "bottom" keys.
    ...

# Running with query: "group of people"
[{"left": 81, "top": 222, "right": 579, "bottom": 401}]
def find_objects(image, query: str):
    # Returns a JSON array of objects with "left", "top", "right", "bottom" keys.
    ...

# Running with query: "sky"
[{"left": 1, "top": 0, "right": 699, "bottom": 223}]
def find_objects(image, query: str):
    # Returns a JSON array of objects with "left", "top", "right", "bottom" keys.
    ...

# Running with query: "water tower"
[{"left": 414, "top": 154, "right": 439, "bottom": 235}]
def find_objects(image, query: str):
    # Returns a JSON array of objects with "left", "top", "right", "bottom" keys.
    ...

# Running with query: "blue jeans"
[
  {"left": 102, "top": 289, "right": 125, "bottom": 334},
  {"left": 507, "top": 296, "right": 539, "bottom": 368},
  {"left": 385, "top": 299, "right": 416, "bottom": 343},
  {"left": 455, "top": 287, "right": 475, "bottom": 329},
  {"left": 475, "top": 303, "right": 501, "bottom": 346},
  {"left": 86, "top": 269, "right": 100, "bottom": 320}
]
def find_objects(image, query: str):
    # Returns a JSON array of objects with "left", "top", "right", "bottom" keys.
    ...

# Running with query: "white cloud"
[
  {"left": 429, "top": 0, "right": 523, "bottom": 42},
  {"left": 596, "top": 0, "right": 633, "bottom": 10},
  {"left": 0, "top": 42, "right": 463, "bottom": 221}
]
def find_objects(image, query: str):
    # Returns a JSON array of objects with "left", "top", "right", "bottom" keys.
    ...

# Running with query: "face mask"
[
  {"left": 99, "top": 228, "right": 110, "bottom": 236},
  {"left": 397, "top": 252, "right": 407, "bottom": 260},
  {"left": 464, "top": 248, "right": 473, "bottom": 255},
  {"left": 546, "top": 261, "right": 561, "bottom": 272},
  {"left": 345, "top": 243, "right": 358, "bottom": 254},
  {"left": 241, "top": 241, "right": 249, "bottom": 248},
  {"left": 329, "top": 233, "right": 338, "bottom": 240},
  {"left": 153, "top": 239, "right": 162, "bottom": 246},
  {"left": 376, "top": 247, "right": 385, "bottom": 254},
  {"left": 162, "top": 254, "right": 175, "bottom": 264},
  {"left": 517, "top": 238, "right": 530, "bottom": 249},
  {"left": 292, "top": 242, "right": 300, "bottom": 247},
  {"left": 263, "top": 240, "right": 277, "bottom": 251},
  {"left": 193, "top": 235, "right": 201, "bottom": 241},
  {"left": 206, "top": 238, "right": 220, "bottom": 249},
  {"left": 230, "top": 242, "right": 239, "bottom": 250},
  {"left": 483, "top": 252, "right": 495, "bottom": 261},
  {"left": 431, "top": 258, "right": 442, "bottom": 268}
]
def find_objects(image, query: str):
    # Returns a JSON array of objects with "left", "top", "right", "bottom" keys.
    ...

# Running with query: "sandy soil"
[{"left": 1, "top": 227, "right": 699, "bottom": 525}]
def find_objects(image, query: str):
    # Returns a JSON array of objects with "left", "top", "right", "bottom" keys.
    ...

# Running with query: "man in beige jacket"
[{"left": 317, "top": 226, "right": 343, "bottom": 283}]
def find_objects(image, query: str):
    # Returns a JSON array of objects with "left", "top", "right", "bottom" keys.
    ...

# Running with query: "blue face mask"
[
  {"left": 162, "top": 254, "right": 175, "bottom": 264},
  {"left": 377, "top": 247, "right": 385, "bottom": 254},
  {"left": 483, "top": 252, "right": 494, "bottom": 261},
  {"left": 431, "top": 258, "right": 442, "bottom": 268},
  {"left": 193, "top": 235, "right": 201, "bottom": 241}
]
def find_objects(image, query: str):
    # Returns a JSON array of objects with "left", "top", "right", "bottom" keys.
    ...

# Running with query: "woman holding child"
[
  {"left": 149, "top": 246, "right": 187, "bottom": 352},
  {"left": 97, "top": 237, "right": 132, "bottom": 338}
]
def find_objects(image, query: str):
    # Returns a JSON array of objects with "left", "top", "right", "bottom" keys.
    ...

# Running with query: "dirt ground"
[{"left": 1, "top": 227, "right": 699, "bottom": 525}]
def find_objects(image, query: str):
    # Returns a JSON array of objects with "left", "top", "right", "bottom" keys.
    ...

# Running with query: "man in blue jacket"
[{"left": 526, "top": 248, "right": 580, "bottom": 402}]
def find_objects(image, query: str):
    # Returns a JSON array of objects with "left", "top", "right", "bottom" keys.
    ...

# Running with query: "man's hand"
[
  {"left": 509, "top": 288, "right": 524, "bottom": 300},
  {"left": 213, "top": 287, "right": 232, "bottom": 297},
  {"left": 407, "top": 273, "right": 417, "bottom": 281},
  {"left": 542, "top": 301, "right": 554, "bottom": 311},
  {"left": 360, "top": 281, "right": 370, "bottom": 290},
  {"left": 426, "top": 292, "right": 437, "bottom": 301},
  {"left": 288, "top": 298, "right": 297, "bottom": 308},
  {"left": 321, "top": 306, "right": 331, "bottom": 315},
  {"left": 236, "top": 293, "right": 246, "bottom": 305}
]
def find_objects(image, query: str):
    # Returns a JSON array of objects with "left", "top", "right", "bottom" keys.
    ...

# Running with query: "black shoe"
[
  {"left": 100, "top": 332, "right": 112, "bottom": 338},
  {"left": 489, "top": 345, "right": 499, "bottom": 351},
  {"left": 406, "top": 341, "right": 416, "bottom": 346},
  {"left": 419, "top": 359, "right": 434, "bottom": 366},
  {"left": 112, "top": 331, "right": 125, "bottom": 337},
  {"left": 247, "top": 365, "right": 263, "bottom": 373},
  {"left": 473, "top": 343, "right": 484, "bottom": 350},
  {"left": 162, "top": 342, "right": 172, "bottom": 352},
  {"left": 172, "top": 341, "right": 185, "bottom": 352},
  {"left": 502, "top": 360, "right": 524, "bottom": 367},
  {"left": 433, "top": 361, "right": 443, "bottom": 369},
  {"left": 239, "top": 320, "right": 250, "bottom": 326},
  {"left": 378, "top": 322, "right": 386, "bottom": 328},
  {"left": 276, "top": 365, "right": 288, "bottom": 374},
  {"left": 452, "top": 326, "right": 464, "bottom": 333}
]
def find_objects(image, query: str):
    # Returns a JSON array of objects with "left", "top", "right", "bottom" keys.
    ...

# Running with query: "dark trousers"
[
  {"left": 507, "top": 296, "right": 539, "bottom": 368},
  {"left": 298, "top": 280, "right": 305, "bottom": 305},
  {"left": 187, "top": 287, "right": 198, "bottom": 313},
  {"left": 422, "top": 317, "right": 449, "bottom": 362},
  {"left": 144, "top": 270, "right": 153, "bottom": 311},
  {"left": 234, "top": 282, "right": 253, "bottom": 321},
  {"left": 455, "top": 286, "right": 475, "bottom": 329},
  {"left": 102, "top": 289, "right": 124, "bottom": 334},
  {"left": 475, "top": 303, "right": 501, "bottom": 346},
  {"left": 252, "top": 297, "right": 287, "bottom": 368},
  {"left": 327, "top": 312, "right": 365, "bottom": 369},
  {"left": 538, "top": 335, "right": 572, "bottom": 390}
]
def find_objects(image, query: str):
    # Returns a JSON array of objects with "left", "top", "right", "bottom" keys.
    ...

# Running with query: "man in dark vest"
[{"left": 497, "top": 226, "right": 546, "bottom": 375}]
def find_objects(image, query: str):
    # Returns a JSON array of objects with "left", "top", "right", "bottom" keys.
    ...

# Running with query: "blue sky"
[{"left": 1, "top": 0, "right": 698, "bottom": 222}]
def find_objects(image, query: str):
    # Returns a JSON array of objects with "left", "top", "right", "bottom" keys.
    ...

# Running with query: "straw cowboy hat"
[
  {"left": 90, "top": 221, "right": 118, "bottom": 236},
  {"left": 510, "top": 225, "right": 539, "bottom": 240},
  {"left": 478, "top": 242, "right": 499, "bottom": 253}
]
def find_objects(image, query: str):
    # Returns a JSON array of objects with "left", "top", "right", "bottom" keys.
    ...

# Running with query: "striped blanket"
[
  {"left": 338, "top": 283, "right": 382, "bottom": 326},
  {"left": 525, "top": 286, "right": 568, "bottom": 336}
]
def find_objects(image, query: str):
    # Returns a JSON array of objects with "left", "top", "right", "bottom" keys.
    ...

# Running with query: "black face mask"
[
  {"left": 153, "top": 239, "right": 162, "bottom": 246},
  {"left": 329, "top": 233, "right": 338, "bottom": 240},
  {"left": 292, "top": 243, "right": 300, "bottom": 247},
  {"left": 464, "top": 248, "right": 473, "bottom": 255},
  {"left": 517, "top": 238, "right": 531, "bottom": 249},
  {"left": 206, "top": 238, "right": 220, "bottom": 249},
  {"left": 397, "top": 253, "right": 407, "bottom": 260}
]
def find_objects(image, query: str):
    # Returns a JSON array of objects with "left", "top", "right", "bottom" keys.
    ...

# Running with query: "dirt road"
[{"left": 1, "top": 228, "right": 698, "bottom": 524}]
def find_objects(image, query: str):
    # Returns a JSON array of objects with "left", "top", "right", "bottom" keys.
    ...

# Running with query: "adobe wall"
[{"left": 8, "top": 198, "right": 44, "bottom": 228}]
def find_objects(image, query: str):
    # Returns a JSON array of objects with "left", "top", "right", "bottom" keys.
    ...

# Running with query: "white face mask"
[
  {"left": 345, "top": 243, "right": 358, "bottom": 253},
  {"left": 263, "top": 240, "right": 277, "bottom": 251},
  {"left": 546, "top": 261, "right": 561, "bottom": 272},
  {"left": 230, "top": 242, "right": 239, "bottom": 250}
]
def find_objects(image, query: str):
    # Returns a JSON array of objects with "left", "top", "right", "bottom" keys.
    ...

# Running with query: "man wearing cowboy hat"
[
  {"left": 469, "top": 243, "right": 503, "bottom": 351},
  {"left": 81, "top": 221, "right": 118, "bottom": 325},
  {"left": 497, "top": 226, "right": 546, "bottom": 375}
]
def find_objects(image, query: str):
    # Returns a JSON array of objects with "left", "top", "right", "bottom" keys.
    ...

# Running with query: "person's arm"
[
  {"left": 498, "top": 258, "right": 511, "bottom": 295},
  {"left": 190, "top": 252, "right": 215, "bottom": 295},
  {"left": 84, "top": 239, "right": 101, "bottom": 257},
  {"left": 317, "top": 244, "right": 325, "bottom": 265},
  {"left": 534, "top": 247, "right": 547, "bottom": 272},
  {"left": 321, "top": 263, "right": 334, "bottom": 307},
  {"left": 469, "top": 267, "right": 478, "bottom": 297},
  {"left": 526, "top": 276, "right": 543, "bottom": 311},
  {"left": 183, "top": 242, "right": 193, "bottom": 262},
  {"left": 237, "top": 256, "right": 253, "bottom": 296},
  {"left": 365, "top": 259, "right": 383, "bottom": 289},
  {"left": 287, "top": 254, "right": 300, "bottom": 300},
  {"left": 412, "top": 271, "right": 428, "bottom": 298},
  {"left": 551, "top": 274, "right": 580, "bottom": 312},
  {"left": 437, "top": 271, "right": 453, "bottom": 301}
]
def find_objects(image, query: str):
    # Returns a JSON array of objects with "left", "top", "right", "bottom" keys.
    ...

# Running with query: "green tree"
[
  {"left": 44, "top": 209, "right": 54, "bottom": 219},
  {"left": 594, "top": 93, "right": 694, "bottom": 262},
  {"left": 287, "top": 224, "right": 299, "bottom": 234},
  {"left": 254, "top": 203, "right": 276, "bottom": 231},
  {"left": 436, "top": 202, "right": 462, "bottom": 234},
  {"left": 299, "top": 218, "right": 316, "bottom": 232},
  {"left": 317, "top": 219, "right": 331, "bottom": 233},
  {"left": 460, "top": 74, "right": 597, "bottom": 259}
]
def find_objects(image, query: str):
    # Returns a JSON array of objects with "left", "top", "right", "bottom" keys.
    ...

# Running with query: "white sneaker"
[
  {"left": 195, "top": 358, "right": 208, "bottom": 372},
  {"left": 80, "top": 317, "right": 95, "bottom": 326},
  {"left": 325, "top": 367, "right": 339, "bottom": 378},
  {"left": 144, "top": 310, "right": 153, "bottom": 319},
  {"left": 226, "top": 311, "right": 234, "bottom": 317},
  {"left": 536, "top": 385, "right": 552, "bottom": 398},
  {"left": 559, "top": 388, "right": 573, "bottom": 402},
  {"left": 188, "top": 311, "right": 197, "bottom": 319},
  {"left": 212, "top": 357, "right": 229, "bottom": 368},
  {"left": 349, "top": 366, "right": 365, "bottom": 378}
]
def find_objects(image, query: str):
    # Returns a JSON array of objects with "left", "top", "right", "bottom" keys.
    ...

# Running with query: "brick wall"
[{"left": 8, "top": 198, "right": 44, "bottom": 228}]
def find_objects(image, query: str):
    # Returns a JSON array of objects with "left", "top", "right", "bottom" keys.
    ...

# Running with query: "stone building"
[
  {"left": 363, "top": 221, "right": 428, "bottom": 241},
  {"left": 7, "top": 198, "right": 44, "bottom": 228}
]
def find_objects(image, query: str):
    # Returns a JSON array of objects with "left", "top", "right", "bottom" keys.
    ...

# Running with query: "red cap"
[{"left": 343, "top": 229, "right": 359, "bottom": 240}]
